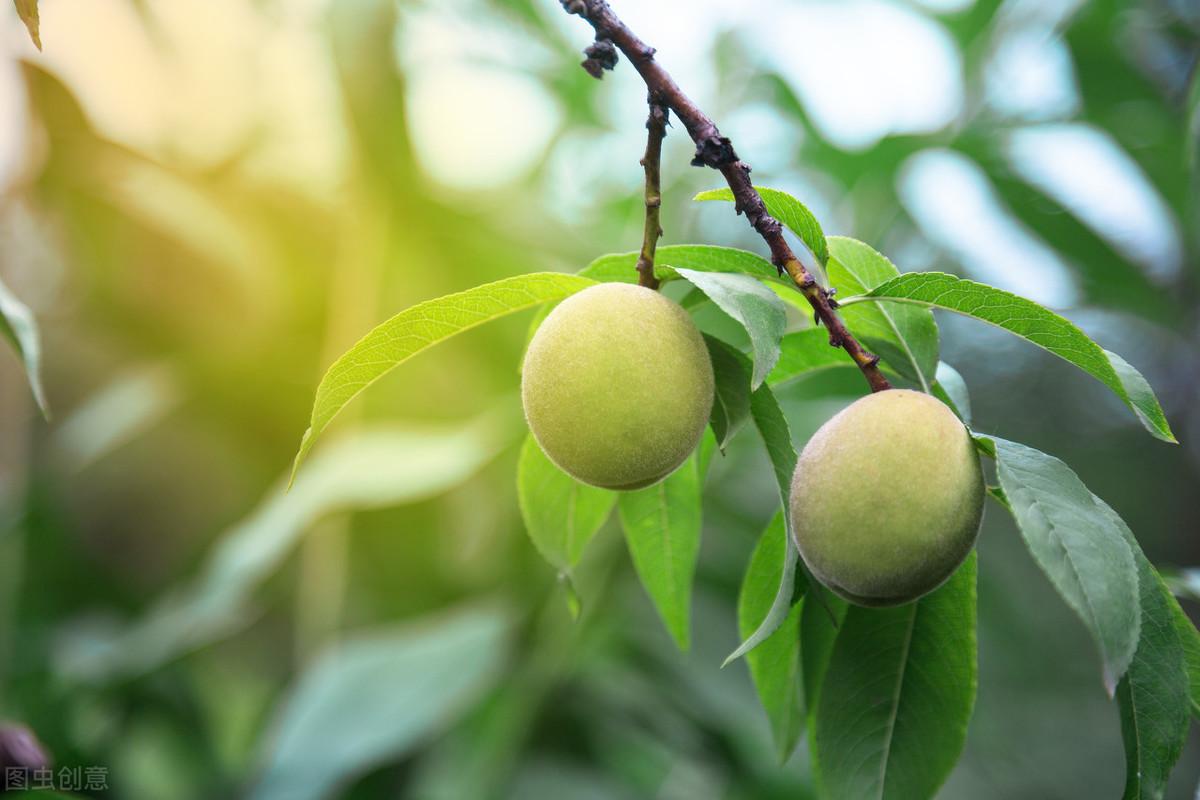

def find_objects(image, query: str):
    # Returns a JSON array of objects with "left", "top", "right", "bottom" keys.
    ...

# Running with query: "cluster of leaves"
[{"left": 285, "top": 185, "right": 1198, "bottom": 798}]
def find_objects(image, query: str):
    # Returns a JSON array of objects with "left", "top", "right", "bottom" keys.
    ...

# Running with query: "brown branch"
[
  {"left": 635, "top": 99, "right": 668, "bottom": 289},
  {"left": 559, "top": 0, "right": 891, "bottom": 393}
]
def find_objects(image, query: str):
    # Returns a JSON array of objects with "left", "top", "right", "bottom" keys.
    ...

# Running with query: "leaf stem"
[
  {"left": 636, "top": 100, "right": 668, "bottom": 289},
  {"left": 561, "top": 0, "right": 890, "bottom": 393}
]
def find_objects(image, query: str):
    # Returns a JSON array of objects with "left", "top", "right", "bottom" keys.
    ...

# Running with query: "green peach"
[
  {"left": 521, "top": 283, "right": 714, "bottom": 490},
  {"left": 789, "top": 389, "right": 984, "bottom": 606}
]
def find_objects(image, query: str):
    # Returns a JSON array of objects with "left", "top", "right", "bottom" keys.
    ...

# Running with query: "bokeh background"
[{"left": 1, "top": 0, "right": 1199, "bottom": 797}]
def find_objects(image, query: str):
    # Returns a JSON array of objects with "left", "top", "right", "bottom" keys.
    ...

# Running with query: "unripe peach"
[
  {"left": 789, "top": 389, "right": 984, "bottom": 606},
  {"left": 522, "top": 283, "right": 714, "bottom": 490}
]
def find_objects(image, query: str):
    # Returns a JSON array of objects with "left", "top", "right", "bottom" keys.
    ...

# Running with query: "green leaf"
[
  {"left": 933, "top": 362, "right": 971, "bottom": 424},
  {"left": 737, "top": 511, "right": 804, "bottom": 763},
  {"left": 812, "top": 553, "right": 977, "bottom": 800},
  {"left": 800, "top": 593, "right": 848, "bottom": 712},
  {"left": 846, "top": 272, "right": 1174, "bottom": 442},
  {"left": 14, "top": 0, "right": 40, "bottom": 49},
  {"left": 581, "top": 244, "right": 777, "bottom": 284},
  {"left": 694, "top": 186, "right": 829, "bottom": 267},
  {"left": 56, "top": 416, "right": 513, "bottom": 683},
  {"left": 723, "top": 384, "right": 808, "bottom": 666},
  {"left": 985, "top": 436, "right": 1141, "bottom": 691},
  {"left": 826, "top": 237, "right": 939, "bottom": 391},
  {"left": 0, "top": 274, "right": 49, "bottom": 417},
  {"left": 516, "top": 435, "right": 616, "bottom": 572},
  {"left": 617, "top": 453, "right": 703, "bottom": 651},
  {"left": 1167, "top": 594, "right": 1200, "bottom": 719},
  {"left": 293, "top": 273, "right": 597, "bottom": 479},
  {"left": 1095, "top": 496, "right": 1190, "bottom": 800},
  {"left": 674, "top": 268, "right": 787, "bottom": 389},
  {"left": 252, "top": 606, "right": 510, "bottom": 800},
  {"left": 703, "top": 335, "right": 752, "bottom": 451},
  {"left": 766, "top": 329, "right": 854, "bottom": 386}
]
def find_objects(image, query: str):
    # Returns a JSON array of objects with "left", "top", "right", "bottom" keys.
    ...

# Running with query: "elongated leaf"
[
  {"left": 674, "top": 269, "right": 787, "bottom": 389},
  {"left": 766, "top": 329, "right": 853, "bottom": 386},
  {"left": 694, "top": 186, "right": 829, "bottom": 267},
  {"left": 800, "top": 592, "right": 847, "bottom": 712},
  {"left": 933, "top": 361, "right": 971, "bottom": 424},
  {"left": 703, "top": 335, "right": 752, "bottom": 451},
  {"left": 581, "top": 244, "right": 777, "bottom": 284},
  {"left": 14, "top": 0, "right": 40, "bottom": 49},
  {"left": 826, "top": 237, "right": 939, "bottom": 391},
  {"left": 985, "top": 436, "right": 1140, "bottom": 691},
  {"left": 517, "top": 435, "right": 615, "bottom": 572},
  {"left": 1167, "top": 594, "right": 1200, "bottom": 719},
  {"left": 847, "top": 272, "right": 1174, "bottom": 441},
  {"left": 723, "top": 384, "right": 808, "bottom": 665},
  {"left": 1094, "top": 497, "right": 1190, "bottom": 800},
  {"left": 293, "top": 273, "right": 596, "bottom": 477},
  {"left": 0, "top": 275, "right": 49, "bottom": 416},
  {"left": 737, "top": 511, "right": 804, "bottom": 763},
  {"left": 253, "top": 606, "right": 510, "bottom": 800},
  {"left": 617, "top": 453, "right": 702, "bottom": 650},
  {"left": 813, "top": 554, "right": 977, "bottom": 800},
  {"left": 57, "top": 416, "right": 512, "bottom": 682}
]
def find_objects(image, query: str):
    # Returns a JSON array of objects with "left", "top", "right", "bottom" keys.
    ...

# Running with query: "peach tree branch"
[{"left": 560, "top": 0, "right": 891, "bottom": 393}]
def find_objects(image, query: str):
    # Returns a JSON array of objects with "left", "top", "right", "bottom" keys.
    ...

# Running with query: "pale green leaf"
[
  {"left": 826, "top": 236, "right": 939, "bottom": 391},
  {"left": 674, "top": 268, "right": 787, "bottom": 389},
  {"left": 766, "top": 329, "right": 854, "bottom": 386},
  {"left": 933, "top": 361, "right": 971, "bottom": 425},
  {"left": 57, "top": 415, "right": 513, "bottom": 682},
  {"left": 703, "top": 335, "right": 752, "bottom": 451},
  {"left": 517, "top": 435, "right": 615, "bottom": 572},
  {"left": 0, "top": 274, "right": 49, "bottom": 417},
  {"left": 723, "top": 384, "right": 809, "bottom": 666},
  {"left": 252, "top": 606, "right": 510, "bottom": 800},
  {"left": 14, "top": 0, "right": 40, "bottom": 49},
  {"left": 985, "top": 436, "right": 1141, "bottom": 691},
  {"left": 581, "top": 244, "right": 777, "bottom": 284},
  {"left": 1166, "top": 593, "right": 1200, "bottom": 719},
  {"left": 617, "top": 453, "right": 703, "bottom": 651},
  {"left": 1095, "top": 496, "right": 1190, "bottom": 800},
  {"left": 800, "top": 592, "right": 847, "bottom": 712},
  {"left": 813, "top": 553, "right": 977, "bottom": 800},
  {"left": 694, "top": 186, "right": 829, "bottom": 267},
  {"left": 737, "top": 511, "right": 804, "bottom": 763},
  {"left": 846, "top": 272, "right": 1174, "bottom": 442},
  {"left": 293, "top": 273, "right": 597, "bottom": 479}
]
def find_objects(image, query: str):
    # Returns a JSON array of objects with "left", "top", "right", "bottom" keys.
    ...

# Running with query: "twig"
[
  {"left": 635, "top": 99, "right": 668, "bottom": 289},
  {"left": 559, "top": 0, "right": 891, "bottom": 393}
]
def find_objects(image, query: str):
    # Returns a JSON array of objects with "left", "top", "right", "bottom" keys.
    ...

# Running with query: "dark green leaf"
[
  {"left": 674, "top": 268, "right": 787, "bottom": 389},
  {"left": 703, "top": 335, "right": 752, "bottom": 451},
  {"left": 826, "top": 237, "right": 939, "bottom": 390},
  {"left": 694, "top": 186, "right": 829, "bottom": 267},
  {"left": 813, "top": 554, "right": 977, "bottom": 800},
  {"left": 517, "top": 435, "right": 615, "bottom": 572},
  {"left": 1097, "top": 492, "right": 1190, "bottom": 800},
  {"left": 253, "top": 606, "right": 510, "bottom": 800},
  {"left": 737, "top": 511, "right": 804, "bottom": 763},
  {"left": 848, "top": 272, "right": 1174, "bottom": 442},
  {"left": 617, "top": 453, "right": 703, "bottom": 651},
  {"left": 292, "top": 273, "right": 597, "bottom": 479},
  {"left": 581, "top": 244, "right": 777, "bottom": 284},
  {"left": 0, "top": 275, "right": 49, "bottom": 417},
  {"left": 985, "top": 436, "right": 1140, "bottom": 691},
  {"left": 723, "top": 384, "right": 808, "bottom": 665},
  {"left": 14, "top": 0, "right": 40, "bottom": 49},
  {"left": 800, "top": 591, "right": 847, "bottom": 713}
]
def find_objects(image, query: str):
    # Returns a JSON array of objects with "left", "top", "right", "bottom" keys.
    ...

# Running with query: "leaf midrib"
[{"left": 876, "top": 602, "right": 919, "bottom": 800}]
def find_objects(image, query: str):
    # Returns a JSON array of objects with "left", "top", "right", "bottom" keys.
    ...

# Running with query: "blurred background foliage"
[{"left": 1, "top": 0, "right": 1199, "bottom": 797}]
